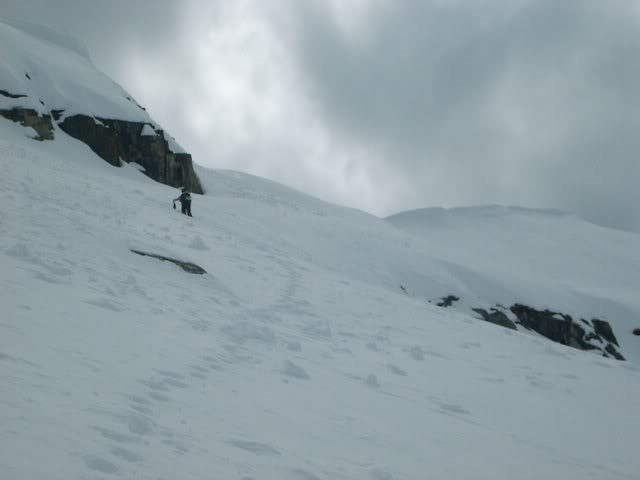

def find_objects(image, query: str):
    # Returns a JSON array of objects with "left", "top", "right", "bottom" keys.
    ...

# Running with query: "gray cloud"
[
  {"left": 3, "top": 0, "right": 639, "bottom": 231},
  {"left": 283, "top": 0, "right": 640, "bottom": 230},
  {"left": 3, "top": 0, "right": 182, "bottom": 63}
]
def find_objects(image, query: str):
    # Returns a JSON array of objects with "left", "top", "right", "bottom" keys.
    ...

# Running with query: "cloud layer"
[{"left": 3, "top": 0, "right": 639, "bottom": 230}]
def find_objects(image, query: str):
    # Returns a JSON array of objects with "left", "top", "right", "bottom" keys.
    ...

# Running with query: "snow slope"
[
  {"left": 2, "top": 18, "right": 640, "bottom": 478},
  {"left": 0, "top": 19, "right": 155, "bottom": 123},
  {"left": 2, "top": 110, "right": 640, "bottom": 480},
  {"left": 387, "top": 207, "right": 640, "bottom": 362}
]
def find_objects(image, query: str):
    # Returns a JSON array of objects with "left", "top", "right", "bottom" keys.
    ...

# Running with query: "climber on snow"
[{"left": 173, "top": 187, "right": 192, "bottom": 217}]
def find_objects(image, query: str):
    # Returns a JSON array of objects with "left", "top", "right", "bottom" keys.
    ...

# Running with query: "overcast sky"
[{"left": 4, "top": 1, "right": 640, "bottom": 231}]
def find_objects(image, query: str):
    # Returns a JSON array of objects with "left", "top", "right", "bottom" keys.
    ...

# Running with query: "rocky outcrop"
[
  {"left": 471, "top": 307, "right": 517, "bottom": 330},
  {"left": 0, "top": 89, "right": 27, "bottom": 99},
  {"left": 0, "top": 102, "right": 202, "bottom": 193},
  {"left": 58, "top": 114, "right": 202, "bottom": 193},
  {"left": 0, "top": 107, "right": 54, "bottom": 140},
  {"left": 591, "top": 319, "right": 619, "bottom": 346},
  {"left": 509, "top": 304, "right": 624, "bottom": 360},
  {"left": 435, "top": 295, "right": 460, "bottom": 307},
  {"left": 130, "top": 249, "right": 206, "bottom": 274},
  {"left": 432, "top": 294, "right": 625, "bottom": 360}
]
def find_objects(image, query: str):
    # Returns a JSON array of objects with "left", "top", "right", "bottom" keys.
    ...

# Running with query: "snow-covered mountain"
[
  {"left": 0, "top": 18, "right": 201, "bottom": 193},
  {"left": 2, "top": 20, "right": 640, "bottom": 480},
  {"left": 386, "top": 206, "right": 640, "bottom": 360}
]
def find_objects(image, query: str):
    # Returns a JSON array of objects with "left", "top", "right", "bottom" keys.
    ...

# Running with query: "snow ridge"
[
  {"left": 1, "top": 18, "right": 91, "bottom": 61},
  {"left": 0, "top": 17, "right": 154, "bottom": 122}
]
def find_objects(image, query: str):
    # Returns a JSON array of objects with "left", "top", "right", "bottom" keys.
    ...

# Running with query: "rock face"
[
  {"left": 1, "top": 102, "right": 202, "bottom": 193},
  {"left": 0, "top": 107, "right": 54, "bottom": 140},
  {"left": 509, "top": 304, "right": 624, "bottom": 360},
  {"left": 471, "top": 308, "right": 518, "bottom": 330},
  {"left": 433, "top": 294, "right": 625, "bottom": 360},
  {"left": 591, "top": 319, "right": 619, "bottom": 346},
  {"left": 1, "top": 20, "right": 204, "bottom": 193},
  {"left": 58, "top": 114, "right": 202, "bottom": 193}
]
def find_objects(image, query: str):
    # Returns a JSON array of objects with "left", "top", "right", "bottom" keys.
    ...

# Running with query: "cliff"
[{"left": 0, "top": 19, "right": 202, "bottom": 193}]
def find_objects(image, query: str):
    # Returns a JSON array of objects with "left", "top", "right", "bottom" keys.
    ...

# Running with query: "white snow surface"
[
  {"left": 0, "top": 18, "right": 154, "bottom": 122},
  {"left": 386, "top": 207, "right": 640, "bottom": 361},
  {"left": 140, "top": 124, "right": 157, "bottom": 137},
  {"left": 2, "top": 115, "right": 640, "bottom": 479}
]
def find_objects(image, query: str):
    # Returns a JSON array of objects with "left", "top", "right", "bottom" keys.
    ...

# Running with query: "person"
[{"left": 173, "top": 187, "right": 192, "bottom": 217}]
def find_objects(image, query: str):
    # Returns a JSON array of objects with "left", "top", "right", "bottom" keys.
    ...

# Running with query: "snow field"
[{"left": 2, "top": 118, "right": 640, "bottom": 479}]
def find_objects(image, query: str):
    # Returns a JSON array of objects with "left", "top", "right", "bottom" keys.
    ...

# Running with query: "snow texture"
[
  {"left": 2, "top": 21, "right": 640, "bottom": 480},
  {"left": 0, "top": 18, "right": 154, "bottom": 122},
  {"left": 2, "top": 108, "right": 640, "bottom": 480},
  {"left": 140, "top": 124, "right": 157, "bottom": 137}
]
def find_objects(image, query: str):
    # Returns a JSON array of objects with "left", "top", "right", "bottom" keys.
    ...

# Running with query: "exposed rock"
[
  {"left": 592, "top": 319, "right": 619, "bottom": 346},
  {"left": 633, "top": 328, "right": 640, "bottom": 336},
  {"left": 604, "top": 343, "right": 625, "bottom": 361},
  {"left": 472, "top": 308, "right": 517, "bottom": 330},
  {"left": 511, "top": 305, "right": 589, "bottom": 349},
  {"left": 0, "top": 89, "right": 27, "bottom": 99},
  {"left": 58, "top": 114, "right": 202, "bottom": 193},
  {"left": 510, "top": 304, "right": 624, "bottom": 360},
  {"left": 428, "top": 292, "right": 625, "bottom": 360},
  {"left": 130, "top": 249, "right": 206, "bottom": 275},
  {"left": 436, "top": 295, "right": 460, "bottom": 307},
  {"left": 0, "top": 108, "right": 54, "bottom": 140},
  {"left": 1, "top": 104, "right": 202, "bottom": 192},
  {"left": 51, "top": 109, "right": 65, "bottom": 121}
]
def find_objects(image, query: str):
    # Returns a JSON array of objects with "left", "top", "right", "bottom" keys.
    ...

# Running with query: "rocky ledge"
[
  {"left": 0, "top": 102, "right": 202, "bottom": 193},
  {"left": 435, "top": 295, "right": 625, "bottom": 360},
  {"left": 58, "top": 114, "right": 202, "bottom": 193},
  {"left": 0, "top": 107, "right": 54, "bottom": 140}
]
